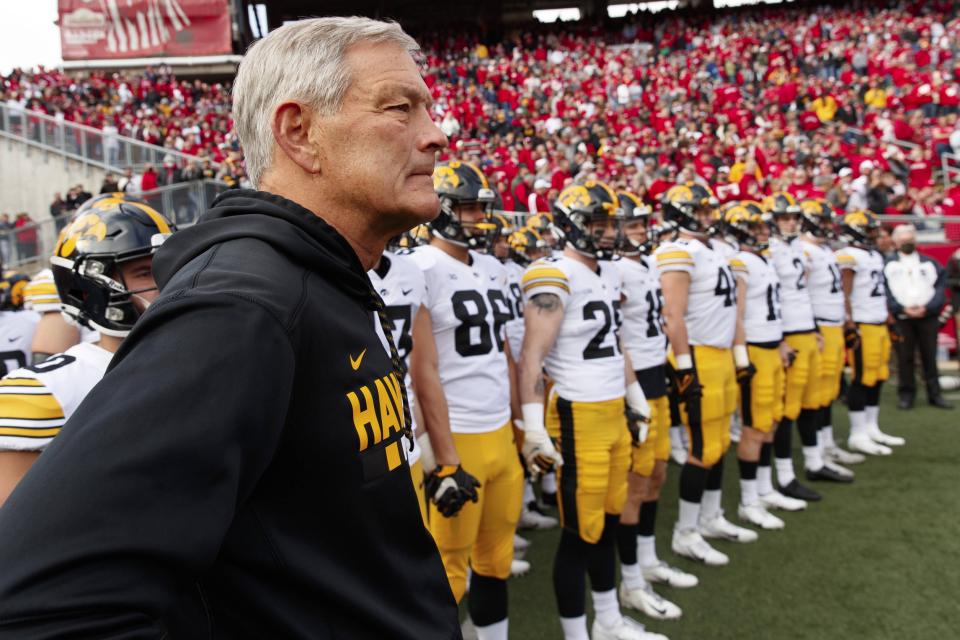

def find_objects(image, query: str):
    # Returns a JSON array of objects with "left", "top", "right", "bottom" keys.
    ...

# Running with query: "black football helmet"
[
  {"left": 723, "top": 202, "right": 768, "bottom": 250},
  {"left": 552, "top": 180, "right": 622, "bottom": 260},
  {"left": 617, "top": 191, "right": 654, "bottom": 256},
  {"left": 661, "top": 183, "right": 715, "bottom": 234},
  {"left": 431, "top": 160, "right": 497, "bottom": 249},
  {"left": 839, "top": 210, "right": 881, "bottom": 248},
  {"left": 508, "top": 228, "right": 549, "bottom": 266},
  {"left": 51, "top": 195, "right": 176, "bottom": 337},
  {"left": 800, "top": 198, "right": 837, "bottom": 239}
]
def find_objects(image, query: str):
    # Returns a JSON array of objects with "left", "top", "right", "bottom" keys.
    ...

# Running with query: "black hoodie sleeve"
[{"left": 0, "top": 292, "right": 295, "bottom": 638}]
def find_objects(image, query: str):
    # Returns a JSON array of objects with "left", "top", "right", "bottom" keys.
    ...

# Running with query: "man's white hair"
[
  {"left": 891, "top": 223, "right": 917, "bottom": 242},
  {"left": 232, "top": 17, "right": 419, "bottom": 187}
]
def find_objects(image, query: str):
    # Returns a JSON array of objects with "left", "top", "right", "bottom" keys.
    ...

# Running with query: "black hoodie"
[{"left": 0, "top": 191, "right": 461, "bottom": 639}]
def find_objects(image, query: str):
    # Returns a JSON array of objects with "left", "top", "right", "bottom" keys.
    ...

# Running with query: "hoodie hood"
[{"left": 153, "top": 189, "right": 372, "bottom": 302}]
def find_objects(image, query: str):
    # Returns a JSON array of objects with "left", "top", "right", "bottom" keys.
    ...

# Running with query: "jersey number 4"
[
  {"left": 452, "top": 290, "right": 512, "bottom": 357},
  {"left": 715, "top": 268, "right": 735, "bottom": 307}
]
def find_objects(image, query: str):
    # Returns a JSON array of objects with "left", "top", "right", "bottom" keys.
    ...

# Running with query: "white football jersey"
[
  {"left": 769, "top": 237, "right": 816, "bottom": 333},
  {"left": 408, "top": 245, "right": 512, "bottom": 434},
  {"left": 710, "top": 238, "right": 739, "bottom": 259},
  {"left": 731, "top": 251, "right": 783, "bottom": 343},
  {"left": 504, "top": 260, "right": 526, "bottom": 360},
  {"left": 522, "top": 255, "right": 625, "bottom": 402},
  {"left": 614, "top": 255, "right": 666, "bottom": 371},
  {"left": 369, "top": 250, "right": 426, "bottom": 464},
  {"left": 801, "top": 239, "right": 845, "bottom": 326},
  {"left": 836, "top": 246, "right": 888, "bottom": 324},
  {"left": 0, "top": 310, "right": 40, "bottom": 376},
  {"left": 655, "top": 237, "right": 737, "bottom": 349},
  {"left": 0, "top": 342, "right": 112, "bottom": 451}
]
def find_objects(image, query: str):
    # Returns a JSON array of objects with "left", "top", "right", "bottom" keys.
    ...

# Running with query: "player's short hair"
[
  {"left": 232, "top": 16, "right": 419, "bottom": 187},
  {"left": 890, "top": 223, "right": 917, "bottom": 242}
]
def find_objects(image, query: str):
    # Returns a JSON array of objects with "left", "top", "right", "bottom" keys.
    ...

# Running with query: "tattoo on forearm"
[
  {"left": 534, "top": 376, "right": 545, "bottom": 395},
  {"left": 531, "top": 293, "right": 560, "bottom": 312}
]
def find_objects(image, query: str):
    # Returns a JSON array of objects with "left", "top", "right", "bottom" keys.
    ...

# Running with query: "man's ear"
[{"left": 271, "top": 101, "right": 322, "bottom": 175}]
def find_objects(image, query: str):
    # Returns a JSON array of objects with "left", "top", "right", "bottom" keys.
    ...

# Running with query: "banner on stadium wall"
[{"left": 59, "top": 0, "right": 232, "bottom": 61}]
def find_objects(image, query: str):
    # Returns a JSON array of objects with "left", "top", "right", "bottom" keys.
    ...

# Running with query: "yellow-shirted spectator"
[{"left": 812, "top": 95, "right": 838, "bottom": 122}]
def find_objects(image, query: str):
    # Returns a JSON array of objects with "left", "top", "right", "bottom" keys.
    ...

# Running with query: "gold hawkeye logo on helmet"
[{"left": 56, "top": 213, "right": 108, "bottom": 258}]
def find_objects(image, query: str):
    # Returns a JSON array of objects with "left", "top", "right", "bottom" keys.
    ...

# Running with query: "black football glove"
[
  {"left": 425, "top": 464, "right": 481, "bottom": 518},
  {"left": 843, "top": 323, "right": 861, "bottom": 351},
  {"left": 736, "top": 362, "right": 757, "bottom": 385},
  {"left": 671, "top": 367, "right": 702, "bottom": 405},
  {"left": 887, "top": 319, "right": 904, "bottom": 345},
  {"left": 625, "top": 406, "right": 650, "bottom": 446}
]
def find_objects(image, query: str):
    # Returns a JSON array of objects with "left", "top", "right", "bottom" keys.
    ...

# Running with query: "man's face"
[
  {"left": 314, "top": 41, "right": 447, "bottom": 231},
  {"left": 751, "top": 222, "right": 771, "bottom": 246},
  {"left": 117, "top": 256, "right": 158, "bottom": 312},
  {"left": 623, "top": 219, "right": 648, "bottom": 248},
  {"left": 586, "top": 216, "right": 618, "bottom": 250},
  {"left": 776, "top": 213, "right": 799, "bottom": 236},
  {"left": 492, "top": 236, "right": 509, "bottom": 259}
]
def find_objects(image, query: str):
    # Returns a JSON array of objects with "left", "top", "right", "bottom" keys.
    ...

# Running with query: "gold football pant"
[
  {"left": 783, "top": 332, "right": 822, "bottom": 420},
  {"left": 741, "top": 344, "right": 785, "bottom": 433},
  {"left": 630, "top": 395, "right": 671, "bottom": 476},
  {"left": 818, "top": 325, "right": 845, "bottom": 406},
  {"left": 409, "top": 459, "right": 427, "bottom": 526},
  {"left": 428, "top": 421, "right": 523, "bottom": 603},
  {"left": 547, "top": 393, "right": 631, "bottom": 544},
  {"left": 849, "top": 323, "right": 891, "bottom": 387},
  {"left": 669, "top": 345, "right": 737, "bottom": 467}
]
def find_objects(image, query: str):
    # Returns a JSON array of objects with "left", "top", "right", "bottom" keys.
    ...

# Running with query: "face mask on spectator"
[{"left": 900, "top": 242, "right": 916, "bottom": 254}]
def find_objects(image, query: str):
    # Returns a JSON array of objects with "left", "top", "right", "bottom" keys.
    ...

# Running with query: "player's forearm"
[
  {"left": 411, "top": 366, "right": 459, "bottom": 466},
  {"left": 518, "top": 350, "right": 547, "bottom": 406},
  {"left": 505, "top": 343, "right": 522, "bottom": 421},
  {"left": 664, "top": 317, "right": 691, "bottom": 357}
]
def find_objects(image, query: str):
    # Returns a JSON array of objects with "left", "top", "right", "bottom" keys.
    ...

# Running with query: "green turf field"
[{"left": 501, "top": 388, "right": 960, "bottom": 639}]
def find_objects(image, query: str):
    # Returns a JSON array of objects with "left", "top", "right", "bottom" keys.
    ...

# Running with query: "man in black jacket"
[{"left": 0, "top": 17, "right": 460, "bottom": 639}]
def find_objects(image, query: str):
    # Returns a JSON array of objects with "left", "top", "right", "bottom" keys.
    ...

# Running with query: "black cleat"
[
  {"left": 805, "top": 466, "right": 854, "bottom": 484},
  {"left": 779, "top": 479, "right": 822, "bottom": 502},
  {"left": 930, "top": 396, "right": 954, "bottom": 410},
  {"left": 897, "top": 396, "right": 914, "bottom": 410}
]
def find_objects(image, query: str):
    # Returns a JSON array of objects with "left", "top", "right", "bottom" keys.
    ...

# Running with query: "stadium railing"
[
  {"left": 0, "top": 103, "right": 220, "bottom": 174},
  {"left": 941, "top": 151, "right": 960, "bottom": 189},
  {"left": 0, "top": 179, "right": 231, "bottom": 271}
]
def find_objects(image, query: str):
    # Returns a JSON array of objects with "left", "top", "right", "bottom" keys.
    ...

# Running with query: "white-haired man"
[{"left": 0, "top": 18, "right": 460, "bottom": 638}]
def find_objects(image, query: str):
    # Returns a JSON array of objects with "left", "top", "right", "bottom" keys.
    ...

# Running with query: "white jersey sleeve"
[
  {"left": 504, "top": 261, "right": 526, "bottom": 360},
  {"left": 368, "top": 250, "right": 427, "bottom": 463},
  {"left": 408, "top": 246, "right": 512, "bottom": 434},
  {"left": 0, "top": 342, "right": 112, "bottom": 451},
  {"left": 0, "top": 310, "right": 40, "bottom": 376},
  {"left": 22, "top": 269, "right": 60, "bottom": 313},
  {"left": 802, "top": 240, "right": 845, "bottom": 326},
  {"left": 769, "top": 237, "right": 816, "bottom": 333},
  {"left": 655, "top": 238, "right": 737, "bottom": 349},
  {"left": 734, "top": 251, "right": 783, "bottom": 343},
  {"left": 614, "top": 256, "right": 666, "bottom": 372},
  {"left": 836, "top": 246, "right": 888, "bottom": 324},
  {"left": 523, "top": 256, "right": 626, "bottom": 403}
]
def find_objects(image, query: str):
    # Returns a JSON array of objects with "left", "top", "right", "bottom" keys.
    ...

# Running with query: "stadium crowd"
[{"left": 5, "top": 1, "right": 960, "bottom": 237}]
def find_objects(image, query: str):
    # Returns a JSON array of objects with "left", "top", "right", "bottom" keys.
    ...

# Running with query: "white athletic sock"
[
  {"left": 757, "top": 465, "right": 774, "bottom": 496},
  {"left": 740, "top": 478, "right": 758, "bottom": 507},
  {"left": 775, "top": 457, "right": 796, "bottom": 485},
  {"left": 541, "top": 471, "right": 557, "bottom": 494},
  {"left": 849, "top": 411, "right": 866, "bottom": 438},
  {"left": 803, "top": 446, "right": 824, "bottom": 472},
  {"left": 865, "top": 405, "right": 880, "bottom": 429},
  {"left": 559, "top": 615, "right": 590, "bottom": 640},
  {"left": 821, "top": 425, "right": 835, "bottom": 449},
  {"left": 620, "top": 562, "right": 645, "bottom": 591},
  {"left": 700, "top": 489, "right": 722, "bottom": 521},
  {"left": 637, "top": 535, "right": 658, "bottom": 568},
  {"left": 522, "top": 480, "right": 535, "bottom": 505},
  {"left": 475, "top": 618, "right": 508, "bottom": 640},
  {"left": 669, "top": 425, "right": 684, "bottom": 448},
  {"left": 591, "top": 589, "right": 622, "bottom": 630},
  {"left": 677, "top": 499, "right": 701, "bottom": 531}
]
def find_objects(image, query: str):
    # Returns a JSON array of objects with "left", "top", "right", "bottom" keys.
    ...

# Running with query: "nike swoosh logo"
[
  {"left": 401, "top": 288, "right": 413, "bottom": 296},
  {"left": 489, "top": 275, "right": 497, "bottom": 281},
  {"left": 7, "top": 337, "right": 18, "bottom": 343},
  {"left": 649, "top": 601, "right": 668, "bottom": 616},
  {"left": 349, "top": 349, "right": 366, "bottom": 371}
]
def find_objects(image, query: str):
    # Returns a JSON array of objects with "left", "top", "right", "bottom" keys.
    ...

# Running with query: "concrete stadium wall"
[{"left": 0, "top": 137, "right": 106, "bottom": 221}]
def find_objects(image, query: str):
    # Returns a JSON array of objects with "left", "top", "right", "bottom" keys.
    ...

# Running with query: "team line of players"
[{"left": 0, "top": 170, "right": 904, "bottom": 640}]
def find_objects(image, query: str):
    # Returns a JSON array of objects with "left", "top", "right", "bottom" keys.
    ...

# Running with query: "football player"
[
  {"left": 656, "top": 185, "right": 756, "bottom": 568},
  {"left": 0, "top": 197, "right": 175, "bottom": 506},
  {"left": 799, "top": 200, "right": 865, "bottom": 469},
  {"left": 0, "top": 269, "right": 38, "bottom": 378},
  {"left": 724, "top": 204, "right": 805, "bottom": 529},
  {"left": 519, "top": 182, "right": 664, "bottom": 640},
  {"left": 836, "top": 212, "right": 904, "bottom": 455},
  {"left": 408, "top": 160, "right": 520, "bottom": 640},
  {"left": 764, "top": 192, "right": 841, "bottom": 503},
  {"left": 614, "top": 191, "right": 692, "bottom": 621}
]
